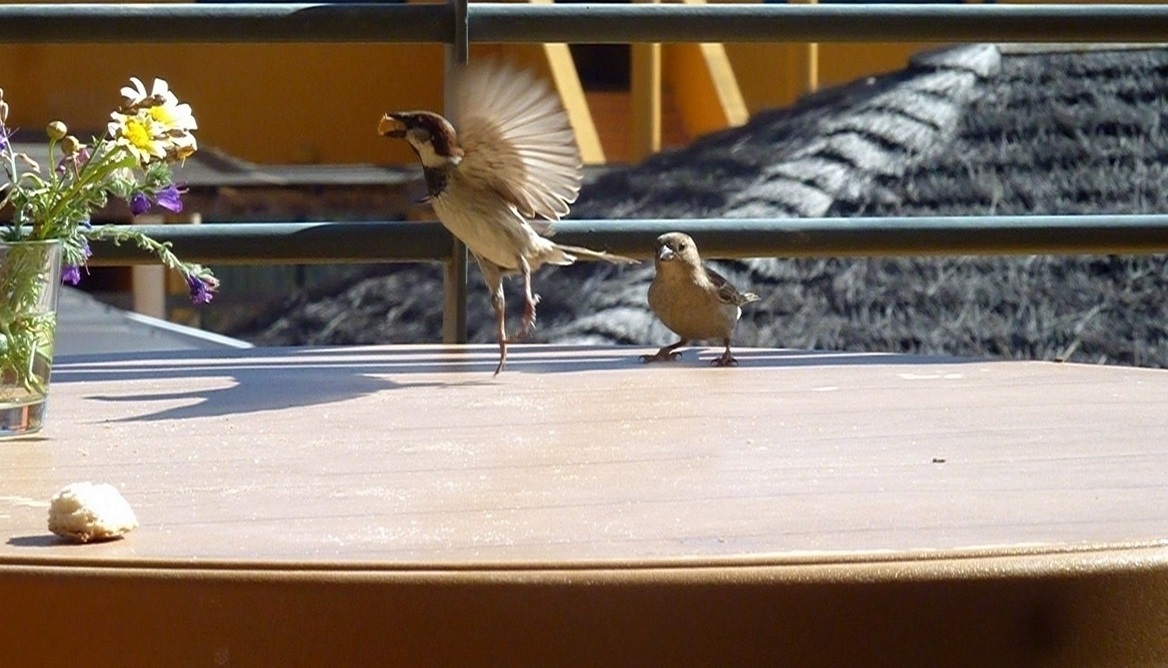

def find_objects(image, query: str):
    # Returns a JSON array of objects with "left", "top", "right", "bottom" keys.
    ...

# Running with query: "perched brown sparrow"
[
  {"left": 379, "top": 61, "right": 636, "bottom": 375},
  {"left": 642, "top": 232, "right": 760, "bottom": 367}
]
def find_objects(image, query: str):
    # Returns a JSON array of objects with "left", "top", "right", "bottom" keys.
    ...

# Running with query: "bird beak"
[
  {"left": 378, "top": 114, "right": 407, "bottom": 138},
  {"left": 657, "top": 246, "right": 676, "bottom": 262}
]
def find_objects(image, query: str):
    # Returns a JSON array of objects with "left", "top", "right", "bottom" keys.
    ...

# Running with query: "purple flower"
[
  {"left": 129, "top": 191, "right": 151, "bottom": 216},
  {"left": 129, "top": 185, "right": 186, "bottom": 215},
  {"left": 55, "top": 146, "right": 90, "bottom": 176},
  {"left": 155, "top": 184, "right": 184, "bottom": 213},
  {"left": 186, "top": 274, "right": 217, "bottom": 305},
  {"left": 61, "top": 265, "right": 82, "bottom": 286},
  {"left": 60, "top": 239, "right": 91, "bottom": 285},
  {"left": 0, "top": 127, "right": 8, "bottom": 152}
]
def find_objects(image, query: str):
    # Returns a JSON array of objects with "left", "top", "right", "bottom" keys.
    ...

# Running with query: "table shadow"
[{"left": 50, "top": 345, "right": 990, "bottom": 422}]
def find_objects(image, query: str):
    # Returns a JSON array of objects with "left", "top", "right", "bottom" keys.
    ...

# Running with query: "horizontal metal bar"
[
  {"left": 84, "top": 216, "right": 1168, "bottom": 266},
  {"left": 471, "top": 3, "right": 1168, "bottom": 43},
  {"left": 5, "top": 3, "right": 1168, "bottom": 44},
  {"left": 87, "top": 222, "right": 453, "bottom": 266},
  {"left": 555, "top": 216, "right": 1168, "bottom": 257},
  {"left": 0, "top": 3, "right": 450, "bottom": 43}
]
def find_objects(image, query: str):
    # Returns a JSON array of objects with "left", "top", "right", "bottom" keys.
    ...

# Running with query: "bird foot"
[
  {"left": 711, "top": 351, "right": 739, "bottom": 367},
  {"left": 515, "top": 293, "right": 541, "bottom": 339},
  {"left": 640, "top": 350, "right": 683, "bottom": 364},
  {"left": 493, "top": 342, "right": 508, "bottom": 376}
]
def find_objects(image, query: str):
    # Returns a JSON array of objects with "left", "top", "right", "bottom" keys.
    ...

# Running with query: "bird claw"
[
  {"left": 711, "top": 352, "right": 739, "bottom": 367},
  {"left": 493, "top": 340, "right": 508, "bottom": 376},
  {"left": 516, "top": 293, "right": 541, "bottom": 339},
  {"left": 640, "top": 350, "right": 682, "bottom": 364}
]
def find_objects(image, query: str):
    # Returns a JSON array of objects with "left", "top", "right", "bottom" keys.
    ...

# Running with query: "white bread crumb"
[{"left": 47, "top": 482, "right": 138, "bottom": 543}]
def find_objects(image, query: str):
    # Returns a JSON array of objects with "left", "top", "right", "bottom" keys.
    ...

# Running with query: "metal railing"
[
  {"left": 5, "top": 2, "right": 1168, "bottom": 343},
  {"left": 85, "top": 215, "right": 1168, "bottom": 264},
  {"left": 7, "top": 3, "right": 1168, "bottom": 43}
]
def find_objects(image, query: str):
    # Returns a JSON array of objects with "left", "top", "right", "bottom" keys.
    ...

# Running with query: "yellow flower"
[
  {"left": 108, "top": 110, "right": 167, "bottom": 165},
  {"left": 108, "top": 77, "right": 198, "bottom": 166},
  {"left": 120, "top": 77, "right": 172, "bottom": 110},
  {"left": 119, "top": 76, "right": 154, "bottom": 107},
  {"left": 120, "top": 77, "right": 197, "bottom": 133}
]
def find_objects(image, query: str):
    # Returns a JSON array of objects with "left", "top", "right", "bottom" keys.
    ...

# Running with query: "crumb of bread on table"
[{"left": 48, "top": 482, "right": 138, "bottom": 543}]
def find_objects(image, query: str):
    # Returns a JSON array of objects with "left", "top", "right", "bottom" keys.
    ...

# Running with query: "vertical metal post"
[{"left": 442, "top": 0, "right": 469, "bottom": 344}]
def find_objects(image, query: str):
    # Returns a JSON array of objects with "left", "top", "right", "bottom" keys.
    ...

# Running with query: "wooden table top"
[{"left": 3, "top": 344, "right": 1167, "bottom": 569}]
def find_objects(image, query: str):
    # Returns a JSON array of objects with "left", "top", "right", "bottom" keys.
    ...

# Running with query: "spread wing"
[
  {"left": 451, "top": 61, "right": 582, "bottom": 225},
  {"left": 705, "top": 265, "right": 761, "bottom": 307}
]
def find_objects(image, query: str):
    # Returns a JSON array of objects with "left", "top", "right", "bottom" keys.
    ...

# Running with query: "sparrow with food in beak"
[
  {"left": 379, "top": 61, "right": 636, "bottom": 375},
  {"left": 642, "top": 232, "right": 760, "bottom": 367}
]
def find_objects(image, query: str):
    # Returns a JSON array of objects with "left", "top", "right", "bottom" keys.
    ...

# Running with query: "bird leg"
[
  {"left": 640, "top": 339, "right": 688, "bottom": 363},
  {"left": 491, "top": 290, "right": 507, "bottom": 376},
  {"left": 513, "top": 255, "right": 540, "bottom": 340},
  {"left": 712, "top": 339, "right": 739, "bottom": 367},
  {"left": 519, "top": 293, "right": 540, "bottom": 338},
  {"left": 474, "top": 255, "right": 509, "bottom": 376}
]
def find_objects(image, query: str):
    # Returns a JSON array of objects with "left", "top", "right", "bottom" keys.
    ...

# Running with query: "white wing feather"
[{"left": 452, "top": 61, "right": 582, "bottom": 224}]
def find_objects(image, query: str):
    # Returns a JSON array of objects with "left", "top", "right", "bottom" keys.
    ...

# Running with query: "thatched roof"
[{"left": 237, "top": 45, "right": 1168, "bottom": 368}]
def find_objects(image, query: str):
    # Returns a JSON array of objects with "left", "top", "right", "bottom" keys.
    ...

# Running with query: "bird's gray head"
[
  {"left": 655, "top": 232, "right": 701, "bottom": 267},
  {"left": 378, "top": 111, "right": 463, "bottom": 167}
]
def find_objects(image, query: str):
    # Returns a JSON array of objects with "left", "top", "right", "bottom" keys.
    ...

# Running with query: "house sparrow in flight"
[
  {"left": 379, "top": 61, "right": 636, "bottom": 375},
  {"left": 642, "top": 232, "right": 760, "bottom": 367}
]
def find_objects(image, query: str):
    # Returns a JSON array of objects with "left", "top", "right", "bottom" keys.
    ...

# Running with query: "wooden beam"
[
  {"left": 542, "top": 43, "right": 605, "bottom": 164},
  {"left": 630, "top": 0, "right": 662, "bottom": 161},
  {"left": 666, "top": 0, "right": 748, "bottom": 141},
  {"left": 798, "top": 0, "right": 820, "bottom": 93},
  {"left": 524, "top": 0, "right": 605, "bottom": 164}
]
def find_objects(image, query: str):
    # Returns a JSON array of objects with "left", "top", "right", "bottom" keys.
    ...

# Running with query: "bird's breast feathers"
[
  {"left": 649, "top": 271, "right": 742, "bottom": 340},
  {"left": 431, "top": 176, "right": 566, "bottom": 271}
]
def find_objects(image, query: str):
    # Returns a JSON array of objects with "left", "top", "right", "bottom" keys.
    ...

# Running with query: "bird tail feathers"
[{"left": 553, "top": 243, "right": 639, "bottom": 265}]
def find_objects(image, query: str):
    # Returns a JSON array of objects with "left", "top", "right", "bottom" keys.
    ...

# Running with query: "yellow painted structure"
[
  {"left": 0, "top": 40, "right": 446, "bottom": 165},
  {"left": 1, "top": 0, "right": 1142, "bottom": 166}
]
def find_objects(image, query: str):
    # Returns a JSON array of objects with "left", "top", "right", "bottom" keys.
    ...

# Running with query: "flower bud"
[
  {"left": 173, "top": 143, "right": 197, "bottom": 161},
  {"left": 61, "top": 136, "right": 81, "bottom": 156},
  {"left": 46, "top": 121, "right": 67, "bottom": 141}
]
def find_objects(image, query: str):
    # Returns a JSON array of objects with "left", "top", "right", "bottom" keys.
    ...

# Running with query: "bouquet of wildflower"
[
  {"left": 0, "top": 78, "right": 217, "bottom": 403},
  {"left": 1, "top": 77, "right": 217, "bottom": 300}
]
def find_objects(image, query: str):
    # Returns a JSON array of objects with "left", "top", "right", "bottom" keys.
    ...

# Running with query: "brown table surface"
[
  {"left": 4, "top": 344, "right": 1168, "bottom": 667},
  {"left": 3, "top": 343, "right": 1166, "bottom": 567}
]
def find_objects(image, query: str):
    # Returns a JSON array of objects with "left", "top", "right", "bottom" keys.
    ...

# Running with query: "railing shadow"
[{"left": 50, "top": 345, "right": 988, "bottom": 423}]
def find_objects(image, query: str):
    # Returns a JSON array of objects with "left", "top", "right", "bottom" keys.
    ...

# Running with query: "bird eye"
[{"left": 678, "top": 242, "right": 686, "bottom": 250}]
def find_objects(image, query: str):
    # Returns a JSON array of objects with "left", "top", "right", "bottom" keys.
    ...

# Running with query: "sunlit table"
[{"left": 2, "top": 345, "right": 1167, "bottom": 666}]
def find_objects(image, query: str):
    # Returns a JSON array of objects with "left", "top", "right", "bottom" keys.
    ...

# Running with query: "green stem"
[
  {"left": 0, "top": 242, "right": 58, "bottom": 401},
  {"left": 85, "top": 225, "right": 211, "bottom": 281},
  {"left": 36, "top": 140, "right": 127, "bottom": 238}
]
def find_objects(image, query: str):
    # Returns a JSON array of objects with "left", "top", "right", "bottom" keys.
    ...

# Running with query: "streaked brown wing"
[
  {"left": 705, "top": 265, "right": 761, "bottom": 306},
  {"left": 451, "top": 61, "right": 582, "bottom": 225}
]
